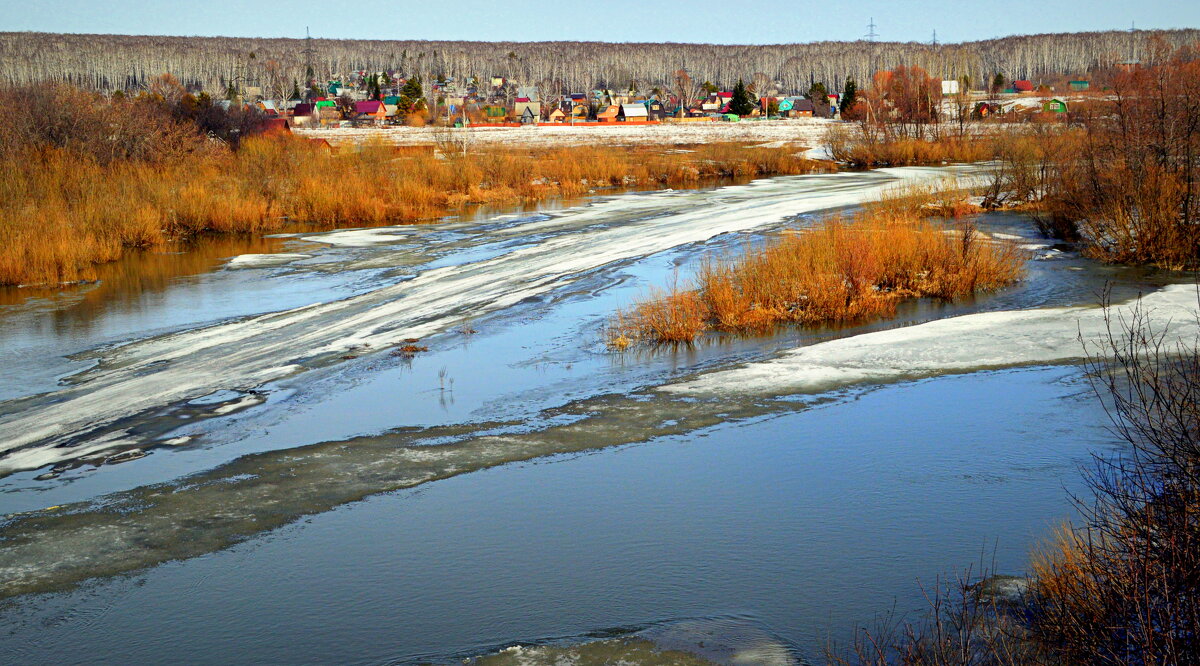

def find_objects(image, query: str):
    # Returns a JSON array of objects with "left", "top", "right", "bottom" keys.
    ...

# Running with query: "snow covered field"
[{"left": 295, "top": 118, "right": 838, "bottom": 149}]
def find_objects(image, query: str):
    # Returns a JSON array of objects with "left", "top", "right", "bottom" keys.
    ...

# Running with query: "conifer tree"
[
  {"left": 728, "top": 79, "right": 754, "bottom": 116},
  {"left": 841, "top": 77, "right": 858, "bottom": 113}
]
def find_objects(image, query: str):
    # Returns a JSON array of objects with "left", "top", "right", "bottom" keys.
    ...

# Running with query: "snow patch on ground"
[{"left": 296, "top": 118, "right": 837, "bottom": 150}]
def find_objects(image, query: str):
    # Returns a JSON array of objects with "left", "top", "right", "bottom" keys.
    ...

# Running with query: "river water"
[{"left": 0, "top": 167, "right": 1191, "bottom": 664}]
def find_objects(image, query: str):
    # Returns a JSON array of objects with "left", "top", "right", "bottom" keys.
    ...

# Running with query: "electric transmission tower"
[
  {"left": 302, "top": 27, "right": 316, "bottom": 90},
  {"left": 865, "top": 17, "right": 878, "bottom": 42}
]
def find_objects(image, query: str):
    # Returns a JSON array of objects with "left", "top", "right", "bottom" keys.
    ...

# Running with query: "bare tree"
[
  {"left": 5, "top": 30, "right": 1198, "bottom": 99},
  {"left": 671, "top": 69, "right": 701, "bottom": 117}
]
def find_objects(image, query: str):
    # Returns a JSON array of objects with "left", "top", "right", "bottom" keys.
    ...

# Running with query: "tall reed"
[
  {"left": 608, "top": 204, "right": 1025, "bottom": 347},
  {"left": 1, "top": 137, "right": 827, "bottom": 287}
]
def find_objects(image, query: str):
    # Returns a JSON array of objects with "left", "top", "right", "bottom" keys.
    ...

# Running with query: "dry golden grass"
[
  {"left": 608, "top": 202, "right": 1025, "bottom": 347},
  {"left": 826, "top": 125, "right": 997, "bottom": 167},
  {"left": 0, "top": 137, "right": 828, "bottom": 287}
]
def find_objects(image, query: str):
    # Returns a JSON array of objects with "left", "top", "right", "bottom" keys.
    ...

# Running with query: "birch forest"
[{"left": 3, "top": 29, "right": 1198, "bottom": 95}]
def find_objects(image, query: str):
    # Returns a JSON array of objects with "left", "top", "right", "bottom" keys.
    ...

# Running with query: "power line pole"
[
  {"left": 865, "top": 17, "right": 878, "bottom": 42},
  {"left": 931, "top": 29, "right": 938, "bottom": 46},
  {"left": 302, "top": 27, "right": 316, "bottom": 95}
]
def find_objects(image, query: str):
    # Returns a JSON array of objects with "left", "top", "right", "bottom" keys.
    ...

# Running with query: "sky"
[{"left": 6, "top": 0, "right": 1198, "bottom": 44}]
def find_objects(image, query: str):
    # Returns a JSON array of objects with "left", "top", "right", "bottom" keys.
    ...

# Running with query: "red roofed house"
[
  {"left": 354, "top": 100, "right": 388, "bottom": 124},
  {"left": 1013, "top": 80, "right": 1034, "bottom": 93},
  {"left": 261, "top": 118, "right": 291, "bottom": 134}
]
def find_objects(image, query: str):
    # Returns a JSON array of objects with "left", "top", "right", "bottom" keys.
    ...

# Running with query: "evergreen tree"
[
  {"left": 701, "top": 80, "right": 718, "bottom": 94},
  {"left": 841, "top": 77, "right": 858, "bottom": 113},
  {"left": 807, "top": 81, "right": 831, "bottom": 117},
  {"left": 401, "top": 75, "right": 423, "bottom": 101},
  {"left": 992, "top": 72, "right": 1006, "bottom": 93},
  {"left": 291, "top": 79, "right": 302, "bottom": 99},
  {"left": 728, "top": 79, "right": 755, "bottom": 116}
]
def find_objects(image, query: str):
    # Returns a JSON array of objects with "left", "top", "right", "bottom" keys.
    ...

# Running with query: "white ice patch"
[
  {"left": 666, "top": 284, "right": 1200, "bottom": 396},
  {"left": 299, "top": 228, "right": 415, "bottom": 247},
  {"left": 803, "top": 145, "right": 834, "bottom": 161},
  {"left": 210, "top": 394, "right": 266, "bottom": 415},
  {"left": 225, "top": 253, "right": 311, "bottom": 269}
]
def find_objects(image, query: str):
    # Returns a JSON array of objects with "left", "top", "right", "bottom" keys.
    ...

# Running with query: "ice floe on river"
[
  {"left": 666, "top": 283, "right": 1199, "bottom": 396},
  {"left": 225, "top": 253, "right": 311, "bottom": 268}
]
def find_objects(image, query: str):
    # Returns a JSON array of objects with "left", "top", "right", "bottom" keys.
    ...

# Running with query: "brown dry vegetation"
[
  {"left": 826, "top": 125, "right": 999, "bottom": 168},
  {"left": 608, "top": 196, "right": 1025, "bottom": 348},
  {"left": 0, "top": 82, "right": 826, "bottom": 287},
  {"left": 835, "top": 45, "right": 1200, "bottom": 271}
]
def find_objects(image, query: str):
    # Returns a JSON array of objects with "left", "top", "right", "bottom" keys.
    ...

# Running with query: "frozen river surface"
[{"left": 0, "top": 167, "right": 1191, "bottom": 664}]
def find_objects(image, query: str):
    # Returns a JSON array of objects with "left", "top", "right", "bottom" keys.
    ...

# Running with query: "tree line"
[{"left": 2, "top": 29, "right": 1198, "bottom": 98}]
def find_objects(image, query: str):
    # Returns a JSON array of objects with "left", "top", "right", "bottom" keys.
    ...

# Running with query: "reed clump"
[
  {"left": 826, "top": 124, "right": 997, "bottom": 167},
  {"left": 608, "top": 203, "right": 1025, "bottom": 347},
  {"left": 0, "top": 133, "right": 827, "bottom": 287}
]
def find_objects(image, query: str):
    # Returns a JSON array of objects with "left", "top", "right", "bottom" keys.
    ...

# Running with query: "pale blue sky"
[{"left": 6, "top": 0, "right": 1197, "bottom": 44}]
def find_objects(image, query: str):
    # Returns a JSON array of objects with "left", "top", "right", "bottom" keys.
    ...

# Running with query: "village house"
[
  {"left": 318, "top": 108, "right": 342, "bottom": 126},
  {"left": 1042, "top": 98, "right": 1068, "bottom": 114},
  {"left": 619, "top": 103, "right": 648, "bottom": 122},
  {"left": 973, "top": 101, "right": 999, "bottom": 118},
  {"left": 644, "top": 99, "right": 666, "bottom": 121},
  {"left": 778, "top": 98, "right": 815, "bottom": 118},
  {"left": 1069, "top": 80, "right": 1090, "bottom": 91},
  {"left": 514, "top": 97, "right": 541, "bottom": 120},
  {"left": 547, "top": 108, "right": 566, "bottom": 123},
  {"left": 353, "top": 100, "right": 388, "bottom": 125},
  {"left": 483, "top": 105, "right": 507, "bottom": 122},
  {"left": 597, "top": 104, "right": 620, "bottom": 122},
  {"left": 292, "top": 102, "right": 315, "bottom": 119}
]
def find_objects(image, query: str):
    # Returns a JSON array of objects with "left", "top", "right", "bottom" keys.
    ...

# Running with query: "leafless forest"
[{"left": 4, "top": 29, "right": 1199, "bottom": 95}]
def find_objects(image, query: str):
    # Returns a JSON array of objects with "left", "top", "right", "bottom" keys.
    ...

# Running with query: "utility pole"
[
  {"left": 865, "top": 17, "right": 878, "bottom": 42},
  {"left": 302, "top": 27, "right": 316, "bottom": 96},
  {"left": 931, "top": 29, "right": 938, "bottom": 46},
  {"left": 1129, "top": 20, "right": 1138, "bottom": 63}
]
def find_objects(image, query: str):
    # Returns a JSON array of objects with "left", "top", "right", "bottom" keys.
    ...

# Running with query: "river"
[{"left": 0, "top": 166, "right": 1191, "bottom": 664}]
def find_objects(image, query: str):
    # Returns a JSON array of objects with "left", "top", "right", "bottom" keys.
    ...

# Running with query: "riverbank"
[{"left": 0, "top": 138, "right": 828, "bottom": 289}]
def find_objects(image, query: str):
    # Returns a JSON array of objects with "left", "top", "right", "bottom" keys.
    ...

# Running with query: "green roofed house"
[
  {"left": 1069, "top": 80, "right": 1090, "bottom": 91},
  {"left": 484, "top": 105, "right": 507, "bottom": 122},
  {"left": 1043, "top": 98, "right": 1068, "bottom": 114},
  {"left": 383, "top": 95, "right": 401, "bottom": 105},
  {"left": 314, "top": 100, "right": 336, "bottom": 108}
]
